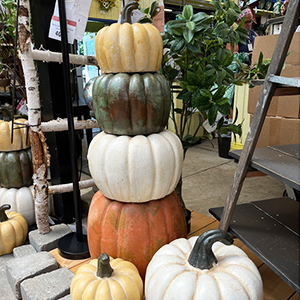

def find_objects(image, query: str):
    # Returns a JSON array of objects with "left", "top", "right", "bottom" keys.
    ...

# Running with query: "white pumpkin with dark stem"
[
  {"left": 145, "top": 229, "right": 263, "bottom": 300},
  {"left": 88, "top": 129, "right": 183, "bottom": 203}
]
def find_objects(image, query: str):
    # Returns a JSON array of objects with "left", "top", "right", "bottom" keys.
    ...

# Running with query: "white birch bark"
[
  {"left": 18, "top": 0, "right": 50, "bottom": 234},
  {"left": 32, "top": 49, "right": 98, "bottom": 66},
  {"left": 49, "top": 179, "right": 95, "bottom": 195},
  {"left": 40, "top": 118, "right": 99, "bottom": 132}
]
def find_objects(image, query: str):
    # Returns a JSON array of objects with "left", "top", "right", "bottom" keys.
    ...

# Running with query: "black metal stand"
[{"left": 57, "top": 0, "right": 89, "bottom": 259}]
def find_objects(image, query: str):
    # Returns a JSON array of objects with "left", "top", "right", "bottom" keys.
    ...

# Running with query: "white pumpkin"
[
  {"left": 145, "top": 229, "right": 263, "bottom": 300},
  {"left": 0, "top": 186, "right": 35, "bottom": 226},
  {"left": 88, "top": 129, "right": 183, "bottom": 203}
]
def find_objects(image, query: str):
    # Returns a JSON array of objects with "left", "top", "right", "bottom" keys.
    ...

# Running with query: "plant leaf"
[
  {"left": 183, "top": 5, "right": 193, "bottom": 20},
  {"left": 187, "top": 21, "right": 196, "bottom": 31},
  {"left": 183, "top": 28, "right": 194, "bottom": 43},
  {"left": 170, "top": 38, "right": 185, "bottom": 54}
]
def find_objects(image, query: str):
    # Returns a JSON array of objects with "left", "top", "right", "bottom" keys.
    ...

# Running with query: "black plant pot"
[{"left": 218, "top": 137, "right": 233, "bottom": 159}]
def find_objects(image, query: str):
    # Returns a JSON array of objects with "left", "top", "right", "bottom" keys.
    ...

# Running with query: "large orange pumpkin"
[{"left": 87, "top": 190, "right": 187, "bottom": 279}]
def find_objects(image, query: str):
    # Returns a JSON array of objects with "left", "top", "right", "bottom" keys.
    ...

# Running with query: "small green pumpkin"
[
  {"left": 92, "top": 73, "right": 171, "bottom": 136},
  {"left": 0, "top": 148, "right": 33, "bottom": 188}
]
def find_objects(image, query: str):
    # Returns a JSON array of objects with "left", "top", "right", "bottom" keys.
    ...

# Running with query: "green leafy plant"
[
  {"left": 161, "top": 0, "right": 252, "bottom": 149},
  {"left": 0, "top": 0, "right": 17, "bottom": 72}
]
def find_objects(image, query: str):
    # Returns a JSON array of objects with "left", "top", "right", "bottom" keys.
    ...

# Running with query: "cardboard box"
[
  {"left": 248, "top": 62, "right": 300, "bottom": 118},
  {"left": 250, "top": 115, "right": 300, "bottom": 147},
  {"left": 252, "top": 32, "right": 300, "bottom": 64},
  {"left": 248, "top": 88, "right": 300, "bottom": 118}
]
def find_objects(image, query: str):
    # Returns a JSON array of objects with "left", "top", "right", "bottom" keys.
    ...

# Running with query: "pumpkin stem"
[
  {"left": 0, "top": 204, "right": 10, "bottom": 222},
  {"left": 188, "top": 229, "right": 233, "bottom": 270},
  {"left": 97, "top": 253, "right": 114, "bottom": 278},
  {"left": 121, "top": 1, "right": 139, "bottom": 24}
]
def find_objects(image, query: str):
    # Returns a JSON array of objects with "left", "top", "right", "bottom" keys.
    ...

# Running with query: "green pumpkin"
[
  {"left": 92, "top": 73, "right": 171, "bottom": 136},
  {"left": 0, "top": 148, "right": 33, "bottom": 188}
]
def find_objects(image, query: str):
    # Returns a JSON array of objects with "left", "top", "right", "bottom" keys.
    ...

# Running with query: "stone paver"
[
  {"left": 0, "top": 254, "right": 17, "bottom": 300},
  {"left": 29, "top": 224, "right": 73, "bottom": 252},
  {"left": 21, "top": 268, "right": 74, "bottom": 300},
  {"left": 13, "top": 245, "right": 37, "bottom": 258},
  {"left": 6, "top": 252, "right": 58, "bottom": 299}
]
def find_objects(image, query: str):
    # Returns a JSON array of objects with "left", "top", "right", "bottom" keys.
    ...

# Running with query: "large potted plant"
[{"left": 159, "top": 0, "right": 269, "bottom": 221}]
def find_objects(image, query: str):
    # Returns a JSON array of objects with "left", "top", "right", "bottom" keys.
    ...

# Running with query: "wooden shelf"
[
  {"left": 209, "top": 197, "right": 300, "bottom": 293},
  {"left": 230, "top": 144, "right": 300, "bottom": 191}
]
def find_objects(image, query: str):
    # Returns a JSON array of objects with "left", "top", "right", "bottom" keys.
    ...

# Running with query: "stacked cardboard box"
[{"left": 248, "top": 32, "right": 300, "bottom": 147}]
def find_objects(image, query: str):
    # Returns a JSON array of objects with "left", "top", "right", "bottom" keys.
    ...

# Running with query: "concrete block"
[
  {"left": 29, "top": 224, "right": 73, "bottom": 252},
  {"left": 6, "top": 252, "right": 58, "bottom": 299},
  {"left": 20, "top": 268, "right": 74, "bottom": 300},
  {"left": 0, "top": 254, "right": 17, "bottom": 300},
  {"left": 13, "top": 245, "right": 37, "bottom": 258}
]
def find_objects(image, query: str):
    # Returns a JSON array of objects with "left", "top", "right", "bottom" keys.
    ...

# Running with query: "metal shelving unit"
[{"left": 209, "top": 0, "right": 300, "bottom": 294}]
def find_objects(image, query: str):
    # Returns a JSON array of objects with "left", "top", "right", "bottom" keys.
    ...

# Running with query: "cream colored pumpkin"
[
  {"left": 0, "top": 204, "right": 28, "bottom": 255},
  {"left": 0, "top": 119, "right": 30, "bottom": 152},
  {"left": 87, "top": 130, "right": 183, "bottom": 203},
  {"left": 0, "top": 186, "right": 34, "bottom": 226},
  {"left": 70, "top": 253, "right": 143, "bottom": 300},
  {"left": 95, "top": 22, "right": 163, "bottom": 73},
  {"left": 145, "top": 230, "right": 263, "bottom": 300}
]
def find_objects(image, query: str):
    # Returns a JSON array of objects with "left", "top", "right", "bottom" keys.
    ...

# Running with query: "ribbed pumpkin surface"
[
  {"left": 92, "top": 73, "right": 171, "bottom": 135},
  {"left": 88, "top": 130, "right": 183, "bottom": 203},
  {"left": 87, "top": 190, "right": 187, "bottom": 280},
  {"left": 0, "top": 186, "right": 35, "bottom": 226},
  {"left": 0, "top": 148, "right": 33, "bottom": 188},
  {"left": 0, "top": 119, "right": 30, "bottom": 152},
  {"left": 0, "top": 210, "right": 28, "bottom": 255},
  {"left": 95, "top": 22, "right": 163, "bottom": 73}
]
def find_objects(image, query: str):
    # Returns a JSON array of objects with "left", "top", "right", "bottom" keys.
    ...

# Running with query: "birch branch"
[
  {"left": 33, "top": 164, "right": 50, "bottom": 234},
  {"left": 49, "top": 179, "right": 96, "bottom": 195},
  {"left": 40, "top": 118, "right": 99, "bottom": 132},
  {"left": 19, "top": 1, "right": 50, "bottom": 234},
  {"left": 32, "top": 49, "right": 99, "bottom": 66}
]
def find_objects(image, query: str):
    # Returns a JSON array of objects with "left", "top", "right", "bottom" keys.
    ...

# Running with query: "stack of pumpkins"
[
  {"left": 0, "top": 118, "right": 35, "bottom": 227},
  {"left": 0, "top": 118, "right": 32, "bottom": 255},
  {"left": 86, "top": 1, "right": 187, "bottom": 280}
]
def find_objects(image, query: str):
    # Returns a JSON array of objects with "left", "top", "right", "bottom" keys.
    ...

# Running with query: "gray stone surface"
[
  {"left": 0, "top": 254, "right": 17, "bottom": 300},
  {"left": 13, "top": 245, "right": 37, "bottom": 258},
  {"left": 6, "top": 252, "right": 58, "bottom": 299},
  {"left": 29, "top": 224, "right": 72, "bottom": 252},
  {"left": 20, "top": 268, "right": 74, "bottom": 300}
]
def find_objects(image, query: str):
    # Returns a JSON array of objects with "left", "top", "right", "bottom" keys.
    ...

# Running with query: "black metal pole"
[{"left": 56, "top": 0, "right": 89, "bottom": 259}]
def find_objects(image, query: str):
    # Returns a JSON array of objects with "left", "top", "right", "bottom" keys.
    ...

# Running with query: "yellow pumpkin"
[
  {"left": 71, "top": 253, "right": 143, "bottom": 300},
  {"left": 0, "top": 118, "right": 30, "bottom": 151},
  {"left": 0, "top": 204, "right": 28, "bottom": 255},
  {"left": 95, "top": 3, "right": 163, "bottom": 74}
]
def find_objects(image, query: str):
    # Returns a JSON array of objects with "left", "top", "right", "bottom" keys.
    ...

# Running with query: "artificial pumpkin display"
[
  {"left": 0, "top": 204, "right": 28, "bottom": 255},
  {"left": 70, "top": 252, "right": 143, "bottom": 300},
  {"left": 0, "top": 118, "right": 30, "bottom": 152},
  {"left": 0, "top": 186, "right": 35, "bottom": 226},
  {"left": 92, "top": 73, "right": 171, "bottom": 135},
  {"left": 94, "top": 2, "right": 163, "bottom": 74},
  {"left": 83, "top": 76, "right": 97, "bottom": 111},
  {"left": 87, "top": 129, "right": 183, "bottom": 203},
  {"left": 145, "top": 229, "right": 263, "bottom": 300},
  {"left": 87, "top": 190, "right": 187, "bottom": 279},
  {"left": 0, "top": 148, "right": 33, "bottom": 188}
]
